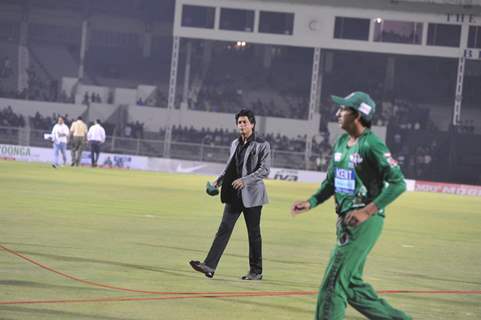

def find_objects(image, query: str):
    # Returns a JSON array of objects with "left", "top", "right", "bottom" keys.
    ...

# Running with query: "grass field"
[{"left": 0, "top": 160, "right": 480, "bottom": 320}]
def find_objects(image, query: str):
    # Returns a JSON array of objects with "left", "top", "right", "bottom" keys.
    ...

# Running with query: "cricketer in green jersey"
[{"left": 291, "top": 92, "right": 412, "bottom": 320}]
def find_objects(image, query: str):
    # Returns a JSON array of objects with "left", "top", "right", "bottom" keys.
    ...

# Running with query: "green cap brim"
[{"left": 331, "top": 95, "right": 355, "bottom": 107}]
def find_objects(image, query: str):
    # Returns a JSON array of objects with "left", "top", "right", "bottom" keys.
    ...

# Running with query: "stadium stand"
[
  {"left": 0, "top": 43, "right": 18, "bottom": 96},
  {"left": 0, "top": 106, "right": 25, "bottom": 128},
  {"left": 187, "top": 41, "right": 311, "bottom": 119},
  {"left": 0, "top": 0, "right": 480, "bottom": 184}
]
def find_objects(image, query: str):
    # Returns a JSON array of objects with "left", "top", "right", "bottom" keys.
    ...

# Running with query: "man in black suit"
[{"left": 190, "top": 109, "right": 271, "bottom": 280}]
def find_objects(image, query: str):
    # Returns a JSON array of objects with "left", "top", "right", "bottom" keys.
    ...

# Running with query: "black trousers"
[
  {"left": 90, "top": 141, "right": 101, "bottom": 166},
  {"left": 204, "top": 202, "right": 263, "bottom": 274}
]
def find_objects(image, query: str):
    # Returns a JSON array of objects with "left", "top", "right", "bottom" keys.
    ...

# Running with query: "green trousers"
[{"left": 315, "top": 214, "right": 412, "bottom": 320}]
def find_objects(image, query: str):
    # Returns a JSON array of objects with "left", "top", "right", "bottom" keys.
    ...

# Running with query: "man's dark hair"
[
  {"left": 96, "top": 119, "right": 101, "bottom": 124},
  {"left": 235, "top": 109, "right": 256, "bottom": 127},
  {"left": 360, "top": 117, "right": 372, "bottom": 128},
  {"left": 350, "top": 109, "right": 372, "bottom": 129},
  {"left": 77, "top": 116, "right": 83, "bottom": 120}
]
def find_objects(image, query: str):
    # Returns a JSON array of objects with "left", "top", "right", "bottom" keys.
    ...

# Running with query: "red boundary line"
[
  {"left": 1, "top": 292, "right": 312, "bottom": 305},
  {"left": 1, "top": 244, "right": 323, "bottom": 296},
  {"left": 2, "top": 243, "right": 481, "bottom": 306},
  {"left": 0, "top": 244, "right": 182, "bottom": 295},
  {"left": 2, "top": 290, "right": 481, "bottom": 306}
]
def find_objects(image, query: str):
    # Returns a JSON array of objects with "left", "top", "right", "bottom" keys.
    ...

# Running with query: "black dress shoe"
[
  {"left": 189, "top": 260, "right": 215, "bottom": 278},
  {"left": 241, "top": 272, "right": 263, "bottom": 280}
]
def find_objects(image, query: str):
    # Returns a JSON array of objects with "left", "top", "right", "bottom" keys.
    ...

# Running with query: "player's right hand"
[{"left": 290, "top": 201, "right": 311, "bottom": 216}]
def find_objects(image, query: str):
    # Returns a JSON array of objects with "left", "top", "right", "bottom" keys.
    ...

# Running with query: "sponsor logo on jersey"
[
  {"left": 349, "top": 152, "right": 363, "bottom": 166},
  {"left": 384, "top": 152, "right": 398, "bottom": 167},
  {"left": 334, "top": 152, "right": 342, "bottom": 162},
  {"left": 334, "top": 168, "right": 356, "bottom": 195}
]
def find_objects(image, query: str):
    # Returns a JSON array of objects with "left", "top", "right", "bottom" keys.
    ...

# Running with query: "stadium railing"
[{"left": 0, "top": 126, "right": 306, "bottom": 169}]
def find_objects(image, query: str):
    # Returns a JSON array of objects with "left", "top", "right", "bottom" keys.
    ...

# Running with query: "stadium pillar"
[
  {"left": 17, "top": 13, "right": 29, "bottom": 94},
  {"left": 78, "top": 19, "right": 89, "bottom": 81},
  {"left": 143, "top": 22, "right": 153, "bottom": 58},
  {"left": 164, "top": 36, "right": 180, "bottom": 158},
  {"left": 305, "top": 47, "right": 321, "bottom": 169},
  {"left": 453, "top": 56, "right": 465, "bottom": 126},
  {"left": 448, "top": 20, "right": 470, "bottom": 179},
  {"left": 452, "top": 19, "right": 472, "bottom": 126},
  {"left": 181, "top": 40, "right": 192, "bottom": 110},
  {"left": 202, "top": 41, "right": 212, "bottom": 75},
  {"left": 262, "top": 45, "right": 272, "bottom": 69}
]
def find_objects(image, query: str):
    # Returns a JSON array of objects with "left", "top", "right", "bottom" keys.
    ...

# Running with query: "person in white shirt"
[
  {"left": 87, "top": 119, "right": 106, "bottom": 167},
  {"left": 51, "top": 116, "right": 70, "bottom": 168}
]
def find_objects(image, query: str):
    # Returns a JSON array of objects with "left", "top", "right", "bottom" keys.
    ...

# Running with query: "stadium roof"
[
  {"left": 255, "top": 0, "right": 480, "bottom": 5},
  {"left": 394, "top": 0, "right": 480, "bottom": 5},
  {"left": 254, "top": 0, "right": 481, "bottom": 12}
]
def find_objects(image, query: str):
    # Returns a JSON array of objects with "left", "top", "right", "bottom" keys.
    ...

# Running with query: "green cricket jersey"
[{"left": 308, "top": 129, "right": 406, "bottom": 216}]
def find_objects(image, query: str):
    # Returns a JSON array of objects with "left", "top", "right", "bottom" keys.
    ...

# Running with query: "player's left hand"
[
  {"left": 232, "top": 178, "right": 245, "bottom": 190},
  {"left": 344, "top": 208, "right": 370, "bottom": 227}
]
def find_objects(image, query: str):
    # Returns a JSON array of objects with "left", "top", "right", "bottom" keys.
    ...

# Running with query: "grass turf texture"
[{"left": 0, "top": 160, "right": 480, "bottom": 320}]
